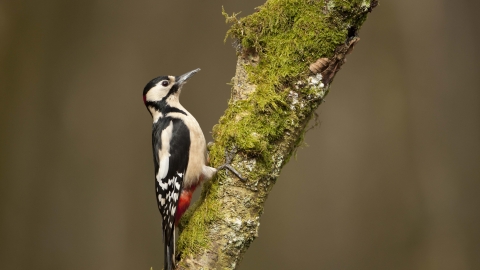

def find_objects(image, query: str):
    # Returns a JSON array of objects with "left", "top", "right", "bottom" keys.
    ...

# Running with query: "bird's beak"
[{"left": 175, "top": 68, "right": 201, "bottom": 86}]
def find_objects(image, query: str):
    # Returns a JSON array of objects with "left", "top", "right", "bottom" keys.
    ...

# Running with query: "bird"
[{"left": 142, "top": 68, "right": 244, "bottom": 270}]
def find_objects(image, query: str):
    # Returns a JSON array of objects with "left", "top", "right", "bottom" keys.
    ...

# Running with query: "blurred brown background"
[{"left": 1, "top": 1, "right": 479, "bottom": 269}]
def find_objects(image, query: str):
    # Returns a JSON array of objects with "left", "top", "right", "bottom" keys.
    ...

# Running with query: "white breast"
[{"left": 165, "top": 100, "right": 207, "bottom": 188}]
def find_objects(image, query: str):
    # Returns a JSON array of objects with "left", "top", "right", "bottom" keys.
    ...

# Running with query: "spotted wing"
[{"left": 152, "top": 117, "right": 190, "bottom": 244}]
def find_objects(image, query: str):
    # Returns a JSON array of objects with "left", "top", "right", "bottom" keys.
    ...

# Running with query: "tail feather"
[{"left": 164, "top": 227, "right": 175, "bottom": 270}]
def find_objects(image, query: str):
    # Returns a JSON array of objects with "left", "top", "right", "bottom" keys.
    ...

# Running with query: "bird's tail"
[{"left": 164, "top": 227, "right": 175, "bottom": 270}]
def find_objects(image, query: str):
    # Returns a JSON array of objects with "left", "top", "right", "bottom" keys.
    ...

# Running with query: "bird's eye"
[{"left": 161, "top": 80, "right": 169, "bottom": 87}]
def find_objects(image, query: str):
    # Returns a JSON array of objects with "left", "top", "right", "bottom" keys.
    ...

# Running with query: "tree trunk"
[{"left": 176, "top": 0, "right": 377, "bottom": 268}]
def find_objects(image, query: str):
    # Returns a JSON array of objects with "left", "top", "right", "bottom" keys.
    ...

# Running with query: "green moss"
[
  {"left": 176, "top": 180, "right": 222, "bottom": 256},
  {"left": 177, "top": 0, "right": 374, "bottom": 262},
  {"left": 225, "top": 0, "right": 347, "bottom": 82},
  {"left": 216, "top": 0, "right": 355, "bottom": 168}
]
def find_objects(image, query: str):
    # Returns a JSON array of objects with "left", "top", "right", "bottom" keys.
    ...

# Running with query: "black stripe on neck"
[
  {"left": 147, "top": 100, "right": 187, "bottom": 116},
  {"left": 165, "top": 107, "right": 187, "bottom": 115}
]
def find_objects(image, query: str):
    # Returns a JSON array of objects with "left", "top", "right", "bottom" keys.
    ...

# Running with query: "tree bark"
[{"left": 176, "top": 0, "right": 377, "bottom": 268}]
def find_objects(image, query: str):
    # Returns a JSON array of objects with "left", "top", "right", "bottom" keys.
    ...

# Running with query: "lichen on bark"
[{"left": 175, "top": 0, "right": 377, "bottom": 269}]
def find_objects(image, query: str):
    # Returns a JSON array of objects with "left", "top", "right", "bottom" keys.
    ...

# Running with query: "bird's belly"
[{"left": 184, "top": 128, "right": 207, "bottom": 188}]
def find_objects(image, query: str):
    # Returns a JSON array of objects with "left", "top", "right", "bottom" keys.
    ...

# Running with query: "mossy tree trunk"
[{"left": 176, "top": 0, "right": 377, "bottom": 268}]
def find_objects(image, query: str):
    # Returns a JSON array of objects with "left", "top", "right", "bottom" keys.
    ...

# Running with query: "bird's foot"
[{"left": 217, "top": 147, "right": 247, "bottom": 181}]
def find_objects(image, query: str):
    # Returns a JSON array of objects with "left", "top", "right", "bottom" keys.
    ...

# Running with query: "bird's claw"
[{"left": 217, "top": 147, "right": 247, "bottom": 181}]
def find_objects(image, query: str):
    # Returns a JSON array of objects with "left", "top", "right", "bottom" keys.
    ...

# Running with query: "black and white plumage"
[{"left": 143, "top": 69, "right": 217, "bottom": 270}]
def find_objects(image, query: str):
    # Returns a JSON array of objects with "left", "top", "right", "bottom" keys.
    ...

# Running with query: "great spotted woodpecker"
[{"left": 143, "top": 69, "right": 244, "bottom": 270}]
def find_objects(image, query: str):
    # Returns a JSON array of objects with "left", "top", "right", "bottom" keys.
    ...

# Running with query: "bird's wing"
[{"left": 153, "top": 117, "right": 190, "bottom": 244}]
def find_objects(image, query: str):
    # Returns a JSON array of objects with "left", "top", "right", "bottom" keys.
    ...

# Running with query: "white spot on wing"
[
  {"left": 175, "top": 182, "right": 180, "bottom": 190},
  {"left": 156, "top": 121, "right": 174, "bottom": 182},
  {"left": 159, "top": 181, "right": 168, "bottom": 190}
]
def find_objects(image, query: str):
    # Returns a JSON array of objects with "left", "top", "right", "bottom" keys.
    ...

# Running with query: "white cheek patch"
[{"left": 146, "top": 84, "right": 170, "bottom": 101}]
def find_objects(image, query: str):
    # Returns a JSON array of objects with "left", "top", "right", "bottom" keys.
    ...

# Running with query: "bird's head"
[{"left": 143, "top": 68, "right": 200, "bottom": 109}]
